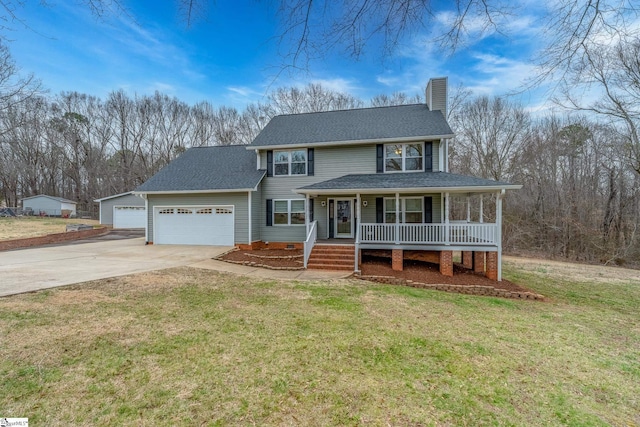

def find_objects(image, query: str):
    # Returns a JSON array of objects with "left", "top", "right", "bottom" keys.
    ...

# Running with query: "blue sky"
[{"left": 5, "top": 1, "right": 551, "bottom": 111}]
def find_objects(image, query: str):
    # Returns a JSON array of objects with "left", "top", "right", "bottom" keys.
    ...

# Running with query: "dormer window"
[
  {"left": 384, "top": 143, "right": 423, "bottom": 172},
  {"left": 274, "top": 150, "right": 307, "bottom": 176}
]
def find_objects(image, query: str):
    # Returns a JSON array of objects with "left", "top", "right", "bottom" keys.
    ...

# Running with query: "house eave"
[
  {"left": 94, "top": 191, "right": 134, "bottom": 202},
  {"left": 248, "top": 134, "right": 455, "bottom": 151},
  {"left": 134, "top": 187, "right": 260, "bottom": 196},
  {"left": 295, "top": 184, "right": 522, "bottom": 195}
]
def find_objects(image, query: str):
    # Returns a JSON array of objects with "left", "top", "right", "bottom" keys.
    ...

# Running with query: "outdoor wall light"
[
  {"left": 362, "top": 200, "right": 368, "bottom": 207},
  {"left": 321, "top": 201, "right": 326, "bottom": 207}
]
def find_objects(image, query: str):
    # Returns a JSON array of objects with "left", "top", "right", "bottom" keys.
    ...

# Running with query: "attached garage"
[
  {"left": 153, "top": 205, "right": 234, "bottom": 246},
  {"left": 113, "top": 206, "right": 146, "bottom": 229}
]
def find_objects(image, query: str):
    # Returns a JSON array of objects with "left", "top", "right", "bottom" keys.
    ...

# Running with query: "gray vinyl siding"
[
  {"left": 357, "top": 193, "right": 442, "bottom": 224},
  {"left": 258, "top": 144, "right": 447, "bottom": 241},
  {"left": 251, "top": 188, "right": 261, "bottom": 242},
  {"left": 260, "top": 145, "right": 376, "bottom": 242},
  {"left": 432, "top": 140, "right": 440, "bottom": 172},
  {"left": 146, "top": 193, "right": 249, "bottom": 244},
  {"left": 23, "top": 196, "right": 76, "bottom": 217},
  {"left": 99, "top": 193, "right": 145, "bottom": 225},
  {"left": 429, "top": 77, "right": 448, "bottom": 116}
]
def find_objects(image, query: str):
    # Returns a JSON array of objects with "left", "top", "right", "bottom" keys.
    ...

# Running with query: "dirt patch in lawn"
[
  {"left": 0, "top": 217, "right": 99, "bottom": 241},
  {"left": 219, "top": 249, "right": 304, "bottom": 269},
  {"left": 503, "top": 255, "right": 640, "bottom": 285},
  {"left": 360, "top": 256, "right": 531, "bottom": 293}
]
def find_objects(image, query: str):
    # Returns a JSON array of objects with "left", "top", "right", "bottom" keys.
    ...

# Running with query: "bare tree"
[{"left": 452, "top": 95, "right": 530, "bottom": 181}]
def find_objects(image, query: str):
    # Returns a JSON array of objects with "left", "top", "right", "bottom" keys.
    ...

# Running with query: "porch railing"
[
  {"left": 358, "top": 222, "right": 497, "bottom": 246},
  {"left": 303, "top": 220, "right": 318, "bottom": 268}
]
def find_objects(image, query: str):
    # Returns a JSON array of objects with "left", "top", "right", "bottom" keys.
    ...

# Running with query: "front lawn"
[
  {"left": 0, "top": 265, "right": 638, "bottom": 425},
  {"left": 0, "top": 217, "right": 100, "bottom": 241}
]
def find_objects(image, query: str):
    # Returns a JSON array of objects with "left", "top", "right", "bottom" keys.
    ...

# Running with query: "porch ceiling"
[{"left": 295, "top": 172, "right": 521, "bottom": 195}]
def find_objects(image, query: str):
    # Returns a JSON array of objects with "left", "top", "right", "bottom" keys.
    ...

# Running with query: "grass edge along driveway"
[{"left": 1, "top": 264, "right": 639, "bottom": 426}]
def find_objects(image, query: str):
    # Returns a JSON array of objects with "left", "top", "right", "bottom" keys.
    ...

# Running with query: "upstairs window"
[
  {"left": 274, "top": 150, "right": 307, "bottom": 176},
  {"left": 384, "top": 143, "right": 423, "bottom": 172}
]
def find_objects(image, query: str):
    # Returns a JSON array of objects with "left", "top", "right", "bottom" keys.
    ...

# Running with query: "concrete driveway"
[{"left": 0, "top": 237, "right": 232, "bottom": 297}]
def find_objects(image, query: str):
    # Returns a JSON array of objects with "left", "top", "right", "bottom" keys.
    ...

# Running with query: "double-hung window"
[
  {"left": 384, "top": 198, "right": 423, "bottom": 223},
  {"left": 384, "top": 143, "right": 423, "bottom": 172},
  {"left": 274, "top": 150, "right": 307, "bottom": 176},
  {"left": 273, "top": 199, "right": 306, "bottom": 225}
]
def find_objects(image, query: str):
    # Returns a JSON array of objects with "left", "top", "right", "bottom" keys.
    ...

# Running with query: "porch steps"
[{"left": 307, "top": 244, "right": 355, "bottom": 271}]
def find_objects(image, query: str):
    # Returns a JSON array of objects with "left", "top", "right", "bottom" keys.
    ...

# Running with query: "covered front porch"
[{"left": 297, "top": 171, "right": 521, "bottom": 281}]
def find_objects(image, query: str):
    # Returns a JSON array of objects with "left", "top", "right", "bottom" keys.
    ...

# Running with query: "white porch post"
[
  {"left": 445, "top": 192, "right": 450, "bottom": 245},
  {"left": 305, "top": 193, "right": 310, "bottom": 235},
  {"left": 395, "top": 192, "right": 400, "bottom": 244},
  {"left": 466, "top": 193, "right": 471, "bottom": 222},
  {"left": 356, "top": 193, "right": 361, "bottom": 241},
  {"left": 496, "top": 190, "right": 504, "bottom": 281},
  {"left": 355, "top": 193, "right": 361, "bottom": 272},
  {"left": 248, "top": 191, "right": 252, "bottom": 245},
  {"left": 479, "top": 195, "right": 484, "bottom": 223}
]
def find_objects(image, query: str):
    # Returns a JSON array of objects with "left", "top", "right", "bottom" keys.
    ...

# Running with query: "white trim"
[
  {"left": 94, "top": 191, "right": 134, "bottom": 202},
  {"left": 247, "top": 134, "right": 456, "bottom": 151},
  {"left": 296, "top": 185, "right": 522, "bottom": 195},
  {"left": 272, "top": 199, "right": 307, "bottom": 226},
  {"left": 273, "top": 149, "right": 308, "bottom": 177},
  {"left": 383, "top": 196, "right": 424, "bottom": 224},
  {"left": 383, "top": 142, "right": 425, "bottom": 173},
  {"left": 144, "top": 197, "right": 149, "bottom": 242}
]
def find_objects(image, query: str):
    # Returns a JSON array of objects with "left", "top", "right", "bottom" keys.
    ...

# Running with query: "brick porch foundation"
[
  {"left": 486, "top": 252, "right": 498, "bottom": 280},
  {"left": 439, "top": 250, "right": 453, "bottom": 276},
  {"left": 473, "top": 251, "right": 485, "bottom": 274},
  {"left": 462, "top": 251, "right": 473, "bottom": 269},
  {"left": 392, "top": 249, "right": 403, "bottom": 271}
]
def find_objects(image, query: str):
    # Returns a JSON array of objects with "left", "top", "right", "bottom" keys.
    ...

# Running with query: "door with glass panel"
[{"left": 334, "top": 199, "right": 353, "bottom": 238}]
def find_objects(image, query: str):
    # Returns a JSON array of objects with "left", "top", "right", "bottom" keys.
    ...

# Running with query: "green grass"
[{"left": 0, "top": 265, "right": 639, "bottom": 426}]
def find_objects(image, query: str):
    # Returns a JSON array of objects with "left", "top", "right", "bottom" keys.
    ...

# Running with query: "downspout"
[
  {"left": 496, "top": 189, "right": 505, "bottom": 281},
  {"left": 248, "top": 191, "right": 252, "bottom": 245}
]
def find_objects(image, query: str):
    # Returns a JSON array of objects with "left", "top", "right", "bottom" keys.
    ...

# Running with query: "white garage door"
[
  {"left": 113, "top": 206, "right": 146, "bottom": 229},
  {"left": 154, "top": 206, "right": 234, "bottom": 246}
]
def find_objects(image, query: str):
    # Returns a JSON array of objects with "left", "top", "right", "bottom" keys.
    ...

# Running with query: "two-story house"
[{"left": 135, "top": 77, "right": 521, "bottom": 281}]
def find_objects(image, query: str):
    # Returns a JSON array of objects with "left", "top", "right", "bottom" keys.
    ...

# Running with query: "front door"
[{"left": 335, "top": 199, "right": 353, "bottom": 238}]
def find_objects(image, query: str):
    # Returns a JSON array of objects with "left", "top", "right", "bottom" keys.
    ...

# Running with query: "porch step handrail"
[
  {"left": 303, "top": 220, "right": 318, "bottom": 268},
  {"left": 359, "top": 222, "right": 498, "bottom": 245}
]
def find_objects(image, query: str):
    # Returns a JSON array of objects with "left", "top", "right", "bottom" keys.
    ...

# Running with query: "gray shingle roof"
[
  {"left": 135, "top": 145, "right": 265, "bottom": 192},
  {"left": 297, "top": 172, "right": 520, "bottom": 192},
  {"left": 250, "top": 104, "right": 454, "bottom": 147}
]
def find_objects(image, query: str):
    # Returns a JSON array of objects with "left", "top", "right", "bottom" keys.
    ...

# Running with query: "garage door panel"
[
  {"left": 154, "top": 206, "right": 234, "bottom": 246},
  {"left": 113, "top": 206, "right": 146, "bottom": 229}
]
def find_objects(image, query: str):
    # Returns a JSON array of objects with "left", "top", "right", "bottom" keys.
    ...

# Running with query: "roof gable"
[
  {"left": 250, "top": 104, "right": 454, "bottom": 148},
  {"left": 21, "top": 195, "right": 77, "bottom": 204},
  {"left": 135, "top": 145, "right": 265, "bottom": 193}
]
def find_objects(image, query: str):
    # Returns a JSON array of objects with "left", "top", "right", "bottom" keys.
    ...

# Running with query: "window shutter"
[
  {"left": 307, "top": 148, "right": 314, "bottom": 176},
  {"left": 267, "top": 150, "right": 273, "bottom": 177},
  {"left": 424, "top": 196, "right": 432, "bottom": 223},
  {"left": 266, "top": 199, "right": 273, "bottom": 226},
  {"left": 376, "top": 144, "right": 384, "bottom": 173},
  {"left": 376, "top": 197, "right": 383, "bottom": 223},
  {"left": 425, "top": 142, "right": 433, "bottom": 172},
  {"left": 309, "top": 198, "right": 314, "bottom": 221}
]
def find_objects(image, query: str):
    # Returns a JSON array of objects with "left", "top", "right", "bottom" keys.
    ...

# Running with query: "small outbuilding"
[
  {"left": 22, "top": 195, "right": 77, "bottom": 217},
  {"left": 94, "top": 192, "right": 146, "bottom": 229}
]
